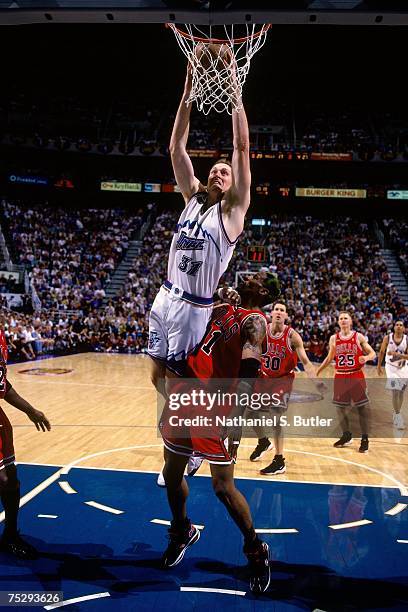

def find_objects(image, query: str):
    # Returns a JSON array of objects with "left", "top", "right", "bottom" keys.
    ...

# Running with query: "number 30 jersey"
[
  {"left": 334, "top": 331, "right": 364, "bottom": 375},
  {"left": 186, "top": 304, "right": 266, "bottom": 379},
  {"left": 168, "top": 193, "right": 237, "bottom": 299},
  {"left": 261, "top": 324, "right": 298, "bottom": 379}
]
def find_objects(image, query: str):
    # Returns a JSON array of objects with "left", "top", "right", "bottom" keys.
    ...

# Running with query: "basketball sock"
[
  {"left": 1, "top": 486, "right": 20, "bottom": 538},
  {"left": 243, "top": 529, "right": 259, "bottom": 549},
  {"left": 171, "top": 516, "right": 191, "bottom": 532}
]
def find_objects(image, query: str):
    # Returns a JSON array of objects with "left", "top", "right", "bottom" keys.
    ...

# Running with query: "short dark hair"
[{"left": 272, "top": 301, "right": 286, "bottom": 311}]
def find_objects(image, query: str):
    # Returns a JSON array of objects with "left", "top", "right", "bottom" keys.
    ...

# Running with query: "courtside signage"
[
  {"left": 387, "top": 190, "right": 408, "bottom": 199},
  {"left": 296, "top": 188, "right": 367, "bottom": 199},
  {"left": 101, "top": 181, "right": 142, "bottom": 192}
]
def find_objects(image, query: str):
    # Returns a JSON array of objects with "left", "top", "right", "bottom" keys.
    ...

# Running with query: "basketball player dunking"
[
  {"left": 377, "top": 320, "right": 408, "bottom": 430},
  {"left": 148, "top": 63, "right": 251, "bottom": 387},
  {"left": 317, "top": 311, "right": 376, "bottom": 453}
]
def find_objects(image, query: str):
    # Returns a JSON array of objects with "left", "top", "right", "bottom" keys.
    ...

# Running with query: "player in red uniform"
[
  {"left": 0, "top": 329, "right": 51, "bottom": 559},
  {"left": 159, "top": 272, "right": 279, "bottom": 594},
  {"left": 248, "top": 302, "right": 322, "bottom": 475},
  {"left": 317, "top": 311, "right": 376, "bottom": 453}
]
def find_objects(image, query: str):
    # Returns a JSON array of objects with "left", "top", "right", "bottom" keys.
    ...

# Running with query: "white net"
[{"left": 167, "top": 23, "right": 270, "bottom": 115}]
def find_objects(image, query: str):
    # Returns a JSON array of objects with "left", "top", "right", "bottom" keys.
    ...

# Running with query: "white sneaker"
[
  {"left": 394, "top": 413, "right": 405, "bottom": 430},
  {"left": 157, "top": 468, "right": 166, "bottom": 487}
]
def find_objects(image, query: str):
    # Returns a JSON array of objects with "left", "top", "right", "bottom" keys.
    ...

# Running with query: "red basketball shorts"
[{"left": 333, "top": 371, "right": 369, "bottom": 407}]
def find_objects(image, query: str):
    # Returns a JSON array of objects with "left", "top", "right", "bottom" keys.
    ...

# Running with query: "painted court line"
[
  {"left": 255, "top": 528, "right": 298, "bottom": 534},
  {"left": 58, "top": 481, "right": 77, "bottom": 495},
  {"left": 84, "top": 501, "right": 124, "bottom": 515},
  {"left": 385, "top": 503, "right": 408, "bottom": 516},
  {"left": 180, "top": 587, "right": 246, "bottom": 597},
  {"left": 38, "top": 514, "right": 58, "bottom": 519},
  {"left": 151, "top": 518, "right": 204, "bottom": 529},
  {"left": 329, "top": 519, "right": 373, "bottom": 530},
  {"left": 16, "top": 460, "right": 405, "bottom": 494},
  {"left": 0, "top": 468, "right": 64, "bottom": 524},
  {"left": 16, "top": 379, "right": 153, "bottom": 390},
  {"left": 44, "top": 592, "right": 110, "bottom": 610},
  {"left": 397, "top": 539, "right": 408, "bottom": 544}
]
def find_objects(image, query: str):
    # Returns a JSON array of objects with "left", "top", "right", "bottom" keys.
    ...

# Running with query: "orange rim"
[{"left": 166, "top": 23, "right": 271, "bottom": 45}]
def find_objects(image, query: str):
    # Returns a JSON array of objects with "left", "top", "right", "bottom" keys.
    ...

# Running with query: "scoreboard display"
[{"left": 247, "top": 245, "right": 267, "bottom": 263}]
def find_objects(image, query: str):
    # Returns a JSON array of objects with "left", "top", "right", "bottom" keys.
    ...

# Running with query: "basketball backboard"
[{"left": 0, "top": 0, "right": 408, "bottom": 25}]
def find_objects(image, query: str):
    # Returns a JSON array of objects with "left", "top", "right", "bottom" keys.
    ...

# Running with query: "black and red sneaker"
[
  {"left": 244, "top": 539, "right": 271, "bottom": 594},
  {"left": 162, "top": 521, "right": 200, "bottom": 568},
  {"left": 0, "top": 531, "right": 39, "bottom": 560}
]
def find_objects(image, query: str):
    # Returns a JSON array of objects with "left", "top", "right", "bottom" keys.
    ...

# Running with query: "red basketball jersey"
[
  {"left": 335, "top": 330, "right": 364, "bottom": 374},
  {"left": 186, "top": 304, "right": 266, "bottom": 379},
  {"left": 261, "top": 324, "right": 298, "bottom": 379},
  {"left": 0, "top": 330, "right": 8, "bottom": 399}
]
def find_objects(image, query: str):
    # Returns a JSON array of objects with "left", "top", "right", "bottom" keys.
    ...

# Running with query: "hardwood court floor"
[{"left": 6, "top": 353, "right": 408, "bottom": 491}]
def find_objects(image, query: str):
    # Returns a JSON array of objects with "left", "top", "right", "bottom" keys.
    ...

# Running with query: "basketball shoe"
[
  {"left": 358, "top": 436, "right": 369, "bottom": 453},
  {"left": 260, "top": 455, "right": 286, "bottom": 475},
  {"left": 162, "top": 520, "right": 200, "bottom": 568},
  {"left": 249, "top": 438, "right": 273, "bottom": 462},
  {"left": 244, "top": 539, "right": 271, "bottom": 594},
  {"left": 333, "top": 432, "right": 353, "bottom": 447},
  {"left": 0, "top": 531, "right": 38, "bottom": 560},
  {"left": 394, "top": 413, "right": 405, "bottom": 430}
]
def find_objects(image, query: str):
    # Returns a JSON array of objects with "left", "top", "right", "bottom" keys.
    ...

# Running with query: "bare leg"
[
  {"left": 357, "top": 403, "right": 370, "bottom": 437},
  {"left": 150, "top": 358, "right": 167, "bottom": 400},
  {"left": 163, "top": 448, "right": 190, "bottom": 527},
  {"left": 337, "top": 406, "right": 351, "bottom": 434},
  {"left": 0, "top": 465, "right": 19, "bottom": 538},
  {"left": 392, "top": 390, "right": 404, "bottom": 414},
  {"left": 272, "top": 410, "right": 284, "bottom": 455},
  {"left": 210, "top": 463, "right": 256, "bottom": 544}
]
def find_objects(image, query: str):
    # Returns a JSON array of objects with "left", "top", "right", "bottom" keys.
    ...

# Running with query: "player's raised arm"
[
  {"left": 316, "top": 335, "right": 336, "bottom": 377},
  {"left": 377, "top": 334, "right": 389, "bottom": 376},
  {"left": 223, "top": 64, "right": 251, "bottom": 241},
  {"left": 358, "top": 334, "right": 376, "bottom": 365},
  {"left": 170, "top": 66, "right": 201, "bottom": 204}
]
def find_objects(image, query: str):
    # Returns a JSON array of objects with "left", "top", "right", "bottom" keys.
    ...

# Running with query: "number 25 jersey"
[{"left": 334, "top": 331, "right": 364, "bottom": 374}]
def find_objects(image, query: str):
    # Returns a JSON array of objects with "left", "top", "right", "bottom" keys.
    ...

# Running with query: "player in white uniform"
[
  {"left": 148, "top": 64, "right": 251, "bottom": 385},
  {"left": 377, "top": 321, "right": 408, "bottom": 430}
]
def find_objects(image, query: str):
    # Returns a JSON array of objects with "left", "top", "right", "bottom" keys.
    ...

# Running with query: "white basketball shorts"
[
  {"left": 148, "top": 285, "right": 212, "bottom": 376},
  {"left": 385, "top": 364, "right": 408, "bottom": 392}
]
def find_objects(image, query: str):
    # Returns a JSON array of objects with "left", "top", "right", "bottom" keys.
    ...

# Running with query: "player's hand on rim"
[{"left": 27, "top": 408, "right": 51, "bottom": 432}]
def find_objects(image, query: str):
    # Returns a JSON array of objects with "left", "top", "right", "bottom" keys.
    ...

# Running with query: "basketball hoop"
[{"left": 167, "top": 23, "right": 271, "bottom": 115}]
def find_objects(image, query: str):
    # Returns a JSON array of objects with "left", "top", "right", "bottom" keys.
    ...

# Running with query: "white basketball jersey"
[
  {"left": 386, "top": 333, "right": 408, "bottom": 370},
  {"left": 167, "top": 193, "right": 238, "bottom": 299}
]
